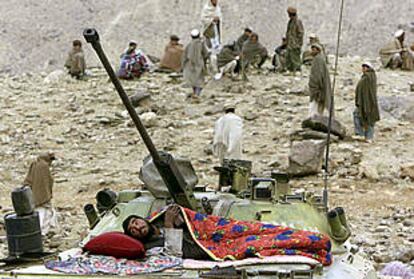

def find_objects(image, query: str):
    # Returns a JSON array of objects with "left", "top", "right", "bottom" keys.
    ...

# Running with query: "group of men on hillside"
[{"left": 62, "top": 0, "right": 414, "bottom": 147}]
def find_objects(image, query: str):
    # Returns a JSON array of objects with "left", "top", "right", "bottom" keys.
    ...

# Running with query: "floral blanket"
[
  {"left": 45, "top": 249, "right": 182, "bottom": 275},
  {"left": 150, "top": 207, "right": 332, "bottom": 266}
]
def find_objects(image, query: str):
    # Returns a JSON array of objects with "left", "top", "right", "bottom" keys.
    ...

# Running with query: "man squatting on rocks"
[
  {"left": 159, "top": 35, "right": 184, "bottom": 73},
  {"left": 64, "top": 40, "right": 86, "bottom": 79}
]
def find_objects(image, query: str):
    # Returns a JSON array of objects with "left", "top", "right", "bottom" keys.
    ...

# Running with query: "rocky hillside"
[
  {"left": 1, "top": 0, "right": 414, "bottom": 74},
  {"left": 0, "top": 55, "right": 413, "bottom": 271}
]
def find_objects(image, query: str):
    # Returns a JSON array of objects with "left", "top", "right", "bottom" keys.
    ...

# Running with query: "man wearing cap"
[
  {"left": 182, "top": 29, "right": 209, "bottom": 97},
  {"left": 235, "top": 28, "right": 253, "bottom": 52},
  {"left": 354, "top": 62, "right": 380, "bottom": 141},
  {"left": 64, "top": 40, "right": 86, "bottom": 79},
  {"left": 379, "top": 30, "right": 408, "bottom": 69},
  {"left": 159, "top": 35, "right": 184, "bottom": 72},
  {"left": 285, "top": 7, "right": 304, "bottom": 72},
  {"left": 308, "top": 43, "right": 332, "bottom": 117},
  {"left": 213, "top": 104, "right": 243, "bottom": 164},
  {"left": 302, "top": 34, "right": 326, "bottom": 65}
]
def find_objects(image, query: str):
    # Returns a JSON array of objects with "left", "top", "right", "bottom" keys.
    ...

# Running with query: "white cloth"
[
  {"left": 36, "top": 202, "right": 58, "bottom": 235},
  {"left": 201, "top": 0, "right": 222, "bottom": 48},
  {"left": 309, "top": 100, "right": 329, "bottom": 118},
  {"left": 215, "top": 60, "right": 237, "bottom": 80},
  {"left": 213, "top": 113, "right": 243, "bottom": 163}
]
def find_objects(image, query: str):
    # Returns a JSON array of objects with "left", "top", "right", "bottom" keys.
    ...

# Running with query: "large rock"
[
  {"left": 400, "top": 164, "right": 414, "bottom": 180},
  {"left": 289, "top": 128, "right": 339, "bottom": 143},
  {"left": 129, "top": 90, "right": 151, "bottom": 108},
  {"left": 287, "top": 140, "right": 326, "bottom": 177},
  {"left": 43, "top": 69, "right": 65, "bottom": 84},
  {"left": 302, "top": 115, "right": 347, "bottom": 139},
  {"left": 379, "top": 96, "right": 414, "bottom": 122}
]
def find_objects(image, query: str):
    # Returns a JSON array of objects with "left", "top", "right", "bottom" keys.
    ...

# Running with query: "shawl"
[
  {"left": 23, "top": 153, "right": 54, "bottom": 207},
  {"left": 65, "top": 49, "right": 86, "bottom": 74},
  {"left": 379, "top": 38, "right": 403, "bottom": 66},
  {"left": 309, "top": 52, "right": 332, "bottom": 110},
  {"left": 160, "top": 42, "right": 184, "bottom": 72},
  {"left": 286, "top": 16, "right": 304, "bottom": 49},
  {"left": 201, "top": 0, "right": 222, "bottom": 41},
  {"left": 355, "top": 69, "right": 380, "bottom": 126},
  {"left": 241, "top": 39, "right": 268, "bottom": 67}
]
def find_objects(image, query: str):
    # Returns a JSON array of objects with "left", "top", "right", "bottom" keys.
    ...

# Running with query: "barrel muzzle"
[
  {"left": 83, "top": 28, "right": 100, "bottom": 43},
  {"left": 84, "top": 204, "right": 100, "bottom": 229},
  {"left": 327, "top": 210, "right": 350, "bottom": 243}
]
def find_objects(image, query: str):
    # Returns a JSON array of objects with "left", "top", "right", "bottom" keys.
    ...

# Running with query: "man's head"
[
  {"left": 311, "top": 43, "right": 322, "bottom": 56},
  {"left": 250, "top": 33, "right": 259, "bottom": 43},
  {"left": 123, "top": 215, "right": 155, "bottom": 241},
  {"left": 73, "top": 40, "right": 82, "bottom": 51},
  {"left": 287, "top": 7, "right": 297, "bottom": 18},
  {"left": 191, "top": 29, "right": 200, "bottom": 39},
  {"left": 170, "top": 35, "right": 180, "bottom": 45},
  {"left": 244, "top": 27, "right": 253, "bottom": 37},
  {"left": 395, "top": 29, "right": 405, "bottom": 43},
  {"left": 362, "top": 62, "right": 373, "bottom": 73},
  {"left": 309, "top": 34, "right": 318, "bottom": 44},
  {"left": 127, "top": 40, "right": 137, "bottom": 54},
  {"left": 39, "top": 152, "right": 56, "bottom": 164},
  {"left": 224, "top": 103, "right": 236, "bottom": 113},
  {"left": 211, "top": 0, "right": 218, "bottom": 7}
]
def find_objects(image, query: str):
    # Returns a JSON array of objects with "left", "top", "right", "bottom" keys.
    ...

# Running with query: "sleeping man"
[
  {"left": 123, "top": 204, "right": 210, "bottom": 260},
  {"left": 122, "top": 205, "right": 332, "bottom": 266}
]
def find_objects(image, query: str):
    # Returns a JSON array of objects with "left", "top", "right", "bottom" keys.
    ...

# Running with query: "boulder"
[
  {"left": 289, "top": 128, "right": 339, "bottom": 142},
  {"left": 287, "top": 140, "right": 326, "bottom": 177},
  {"left": 379, "top": 96, "right": 414, "bottom": 122},
  {"left": 140, "top": 112, "right": 158, "bottom": 128},
  {"left": 129, "top": 90, "right": 151, "bottom": 108},
  {"left": 400, "top": 164, "right": 414, "bottom": 180},
  {"left": 302, "top": 115, "right": 347, "bottom": 139}
]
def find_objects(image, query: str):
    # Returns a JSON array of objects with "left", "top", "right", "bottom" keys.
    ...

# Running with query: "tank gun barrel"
[{"left": 83, "top": 28, "right": 198, "bottom": 210}]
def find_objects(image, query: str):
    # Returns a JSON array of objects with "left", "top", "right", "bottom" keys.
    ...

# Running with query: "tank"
[{"left": 77, "top": 29, "right": 379, "bottom": 279}]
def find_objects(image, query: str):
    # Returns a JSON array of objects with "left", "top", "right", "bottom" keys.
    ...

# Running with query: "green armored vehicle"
[{"left": 78, "top": 29, "right": 377, "bottom": 279}]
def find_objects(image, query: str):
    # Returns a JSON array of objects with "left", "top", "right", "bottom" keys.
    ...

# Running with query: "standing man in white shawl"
[
  {"left": 213, "top": 104, "right": 243, "bottom": 164},
  {"left": 201, "top": 0, "right": 222, "bottom": 50}
]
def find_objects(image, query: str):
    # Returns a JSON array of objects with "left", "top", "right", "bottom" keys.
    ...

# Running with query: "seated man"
[
  {"left": 123, "top": 204, "right": 210, "bottom": 260},
  {"left": 235, "top": 27, "right": 253, "bottom": 52},
  {"left": 379, "top": 29, "right": 408, "bottom": 70},
  {"left": 272, "top": 37, "right": 287, "bottom": 72},
  {"left": 302, "top": 34, "right": 327, "bottom": 65},
  {"left": 159, "top": 35, "right": 184, "bottom": 72},
  {"left": 118, "top": 40, "right": 150, "bottom": 79},
  {"left": 64, "top": 40, "right": 86, "bottom": 79},
  {"left": 214, "top": 42, "right": 240, "bottom": 80},
  {"left": 241, "top": 33, "right": 268, "bottom": 71}
]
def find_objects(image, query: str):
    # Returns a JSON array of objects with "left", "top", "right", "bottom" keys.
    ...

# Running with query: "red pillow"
[{"left": 83, "top": 232, "right": 145, "bottom": 259}]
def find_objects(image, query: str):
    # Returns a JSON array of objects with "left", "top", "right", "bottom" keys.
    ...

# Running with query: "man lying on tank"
[{"left": 122, "top": 204, "right": 210, "bottom": 260}]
